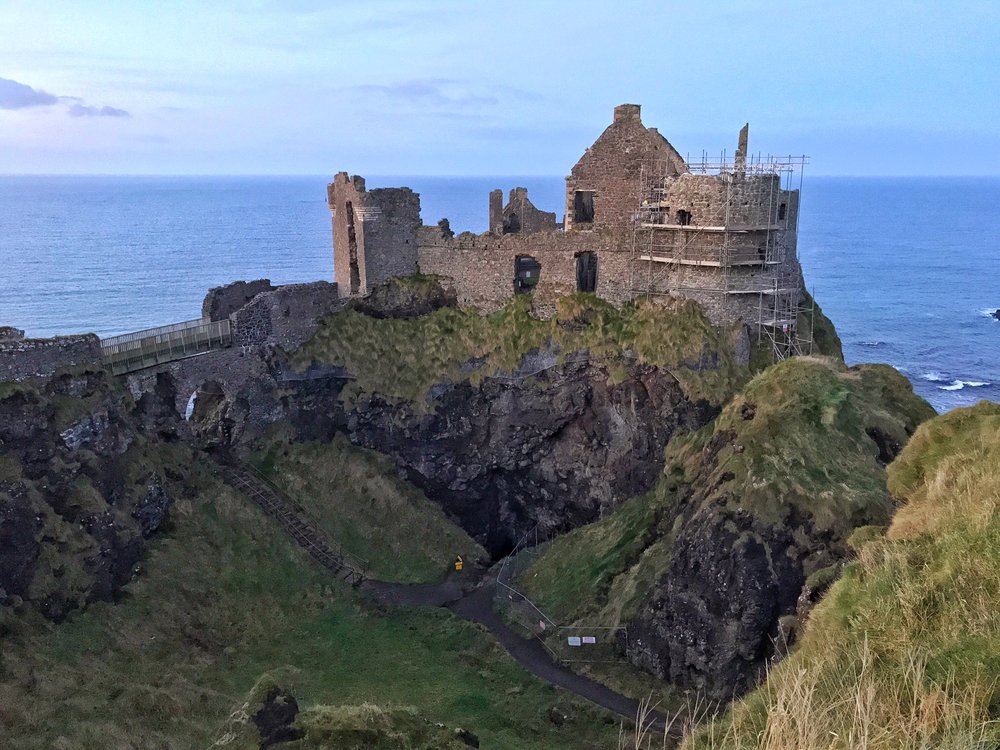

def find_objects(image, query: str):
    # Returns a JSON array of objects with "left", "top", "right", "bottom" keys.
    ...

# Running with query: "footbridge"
[{"left": 100, "top": 318, "right": 233, "bottom": 375}]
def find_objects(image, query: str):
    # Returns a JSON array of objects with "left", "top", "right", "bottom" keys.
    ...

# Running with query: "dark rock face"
[
  {"left": 179, "top": 345, "right": 716, "bottom": 558},
  {"left": 628, "top": 500, "right": 817, "bottom": 699},
  {"left": 345, "top": 359, "right": 715, "bottom": 556},
  {"left": 0, "top": 369, "right": 173, "bottom": 621},
  {"left": 0, "top": 487, "right": 39, "bottom": 605},
  {"left": 253, "top": 686, "right": 304, "bottom": 748}
]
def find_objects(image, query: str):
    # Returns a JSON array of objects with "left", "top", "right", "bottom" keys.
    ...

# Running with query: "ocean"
[{"left": 1, "top": 175, "right": 997, "bottom": 413}]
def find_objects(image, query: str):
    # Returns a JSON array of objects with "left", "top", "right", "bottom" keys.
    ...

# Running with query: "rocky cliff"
[
  {"left": 519, "top": 357, "right": 934, "bottom": 700},
  {"left": 183, "top": 289, "right": 751, "bottom": 556},
  {"left": 0, "top": 368, "right": 178, "bottom": 621}
]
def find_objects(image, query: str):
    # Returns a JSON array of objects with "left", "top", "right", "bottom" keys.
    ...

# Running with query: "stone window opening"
[
  {"left": 778, "top": 202, "right": 787, "bottom": 221},
  {"left": 575, "top": 251, "right": 597, "bottom": 293},
  {"left": 677, "top": 209, "right": 692, "bottom": 226},
  {"left": 514, "top": 255, "right": 541, "bottom": 294},
  {"left": 573, "top": 191, "right": 595, "bottom": 225},
  {"left": 345, "top": 201, "right": 361, "bottom": 294},
  {"left": 503, "top": 212, "right": 521, "bottom": 234}
]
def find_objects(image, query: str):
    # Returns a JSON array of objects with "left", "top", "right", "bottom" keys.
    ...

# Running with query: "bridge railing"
[{"left": 101, "top": 318, "right": 232, "bottom": 375}]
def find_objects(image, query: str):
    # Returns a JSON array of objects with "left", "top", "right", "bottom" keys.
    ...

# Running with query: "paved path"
[
  {"left": 216, "top": 459, "right": 673, "bottom": 738},
  {"left": 363, "top": 570, "right": 672, "bottom": 736}
]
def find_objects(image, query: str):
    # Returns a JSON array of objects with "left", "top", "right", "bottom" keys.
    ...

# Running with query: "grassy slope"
[
  {"left": 690, "top": 402, "right": 1000, "bottom": 749},
  {"left": 0, "top": 445, "right": 618, "bottom": 750},
  {"left": 253, "top": 433, "right": 486, "bottom": 583},
  {"left": 292, "top": 293, "right": 748, "bottom": 409},
  {"left": 518, "top": 357, "right": 934, "bottom": 632}
]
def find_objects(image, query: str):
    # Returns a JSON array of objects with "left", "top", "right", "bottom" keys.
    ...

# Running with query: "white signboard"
[{"left": 567, "top": 636, "right": 582, "bottom": 647}]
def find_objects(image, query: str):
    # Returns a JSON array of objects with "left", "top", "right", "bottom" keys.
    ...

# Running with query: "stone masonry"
[
  {"left": 327, "top": 173, "right": 420, "bottom": 298},
  {"left": 489, "top": 187, "right": 560, "bottom": 235},
  {"left": 328, "top": 103, "right": 806, "bottom": 332},
  {"left": 0, "top": 334, "right": 103, "bottom": 382}
]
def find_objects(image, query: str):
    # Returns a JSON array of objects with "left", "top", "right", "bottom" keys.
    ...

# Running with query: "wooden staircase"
[{"left": 218, "top": 461, "right": 367, "bottom": 586}]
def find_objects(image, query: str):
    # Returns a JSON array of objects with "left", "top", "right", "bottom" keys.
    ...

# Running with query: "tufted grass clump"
[
  {"left": 685, "top": 402, "right": 1000, "bottom": 749},
  {"left": 292, "top": 293, "right": 748, "bottom": 410}
]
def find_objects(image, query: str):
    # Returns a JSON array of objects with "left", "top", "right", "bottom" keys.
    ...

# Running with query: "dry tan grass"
[{"left": 671, "top": 402, "right": 1000, "bottom": 750}]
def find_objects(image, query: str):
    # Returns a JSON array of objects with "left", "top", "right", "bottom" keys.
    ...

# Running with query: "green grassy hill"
[
  {"left": 0, "top": 443, "right": 618, "bottom": 749},
  {"left": 253, "top": 432, "right": 486, "bottom": 583},
  {"left": 292, "top": 292, "right": 751, "bottom": 409},
  {"left": 690, "top": 401, "right": 1000, "bottom": 749}
]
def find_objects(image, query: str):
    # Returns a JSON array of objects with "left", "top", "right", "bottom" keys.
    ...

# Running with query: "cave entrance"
[
  {"left": 573, "top": 191, "right": 595, "bottom": 225},
  {"left": 345, "top": 200, "right": 361, "bottom": 295},
  {"left": 575, "top": 251, "right": 597, "bottom": 293}
]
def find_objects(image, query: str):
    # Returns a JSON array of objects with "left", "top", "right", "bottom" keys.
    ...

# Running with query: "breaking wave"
[{"left": 937, "top": 380, "right": 992, "bottom": 392}]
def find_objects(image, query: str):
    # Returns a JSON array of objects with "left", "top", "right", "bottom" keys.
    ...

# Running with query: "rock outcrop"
[
  {"left": 0, "top": 368, "right": 174, "bottom": 621},
  {"left": 625, "top": 359, "right": 934, "bottom": 698},
  {"left": 346, "top": 355, "right": 714, "bottom": 555}
]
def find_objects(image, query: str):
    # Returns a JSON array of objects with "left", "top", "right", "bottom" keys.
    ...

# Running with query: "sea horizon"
[{"left": 1, "top": 174, "right": 997, "bottom": 413}]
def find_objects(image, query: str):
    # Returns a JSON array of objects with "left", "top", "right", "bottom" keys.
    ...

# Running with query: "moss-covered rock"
[
  {"left": 519, "top": 356, "right": 934, "bottom": 699},
  {"left": 0, "top": 368, "right": 180, "bottom": 621},
  {"left": 692, "top": 402, "right": 1000, "bottom": 749}
]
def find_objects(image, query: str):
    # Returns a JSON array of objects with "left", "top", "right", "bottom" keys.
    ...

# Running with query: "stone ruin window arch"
[
  {"left": 676, "top": 209, "right": 692, "bottom": 226},
  {"left": 514, "top": 255, "right": 541, "bottom": 294},
  {"left": 778, "top": 202, "right": 788, "bottom": 221}
]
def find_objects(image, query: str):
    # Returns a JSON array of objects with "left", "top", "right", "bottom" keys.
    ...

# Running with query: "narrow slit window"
[{"left": 575, "top": 252, "right": 597, "bottom": 293}]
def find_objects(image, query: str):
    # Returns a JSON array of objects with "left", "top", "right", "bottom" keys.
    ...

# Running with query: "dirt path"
[{"left": 362, "top": 570, "right": 671, "bottom": 735}]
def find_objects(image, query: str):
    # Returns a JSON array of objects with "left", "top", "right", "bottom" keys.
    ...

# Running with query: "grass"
[
  {"left": 683, "top": 402, "right": 1000, "bottom": 749},
  {"left": 252, "top": 432, "right": 485, "bottom": 583},
  {"left": 291, "top": 293, "right": 749, "bottom": 410},
  {"left": 0, "top": 442, "right": 620, "bottom": 750}
]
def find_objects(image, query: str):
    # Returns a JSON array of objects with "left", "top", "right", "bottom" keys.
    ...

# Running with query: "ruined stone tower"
[{"left": 327, "top": 173, "right": 421, "bottom": 297}]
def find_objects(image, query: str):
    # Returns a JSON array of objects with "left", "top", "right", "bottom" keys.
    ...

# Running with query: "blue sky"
[{"left": 1, "top": 0, "right": 998, "bottom": 176}]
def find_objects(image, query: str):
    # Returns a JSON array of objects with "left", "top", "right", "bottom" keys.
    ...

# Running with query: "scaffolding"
[{"left": 630, "top": 150, "right": 812, "bottom": 362}]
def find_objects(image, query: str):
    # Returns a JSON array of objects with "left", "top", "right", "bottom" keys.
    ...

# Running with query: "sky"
[{"left": 1, "top": 0, "right": 998, "bottom": 176}]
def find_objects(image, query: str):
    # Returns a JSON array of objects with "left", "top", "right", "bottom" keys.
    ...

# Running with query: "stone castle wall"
[
  {"left": 417, "top": 227, "right": 630, "bottom": 314},
  {"left": 0, "top": 334, "right": 102, "bottom": 382},
  {"left": 230, "top": 281, "right": 343, "bottom": 350},
  {"left": 202, "top": 279, "right": 275, "bottom": 322},
  {"left": 565, "top": 104, "right": 686, "bottom": 231}
]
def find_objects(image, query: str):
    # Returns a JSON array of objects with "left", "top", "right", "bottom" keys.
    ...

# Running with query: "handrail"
[
  {"left": 100, "top": 318, "right": 232, "bottom": 375},
  {"left": 243, "top": 461, "right": 370, "bottom": 573}
]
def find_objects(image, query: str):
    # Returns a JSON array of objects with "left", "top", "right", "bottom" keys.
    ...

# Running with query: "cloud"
[
  {"left": 349, "top": 78, "right": 498, "bottom": 108},
  {"left": 67, "top": 103, "right": 130, "bottom": 118},
  {"left": 0, "top": 75, "right": 129, "bottom": 118},
  {"left": 0, "top": 76, "right": 59, "bottom": 109}
]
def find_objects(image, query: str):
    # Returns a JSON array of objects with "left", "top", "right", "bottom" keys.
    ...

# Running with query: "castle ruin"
[{"left": 328, "top": 104, "right": 810, "bottom": 358}]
